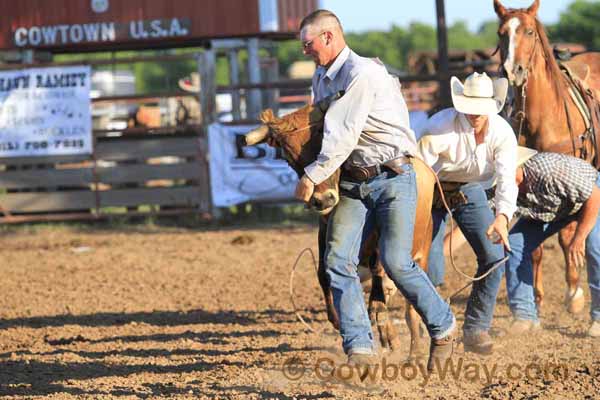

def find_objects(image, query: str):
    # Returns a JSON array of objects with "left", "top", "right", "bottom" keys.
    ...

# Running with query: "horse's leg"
[
  {"left": 559, "top": 222, "right": 585, "bottom": 314},
  {"left": 406, "top": 302, "right": 426, "bottom": 363},
  {"left": 443, "top": 219, "right": 468, "bottom": 257},
  {"left": 368, "top": 255, "right": 401, "bottom": 351},
  {"left": 532, "top": 245, "right": 544, "bottom": 309},
  {"left": 317, "top": 217, "right": 339, "bottom": 329}
]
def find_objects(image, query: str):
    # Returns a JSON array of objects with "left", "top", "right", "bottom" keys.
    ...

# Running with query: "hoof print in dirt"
[{"left": 231, "top": 235, "right": 255, "bottom": 245}]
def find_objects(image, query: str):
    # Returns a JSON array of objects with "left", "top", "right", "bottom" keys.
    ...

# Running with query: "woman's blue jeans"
[
  {"left": 426, "top": 183, "right": 507, "bottom": 335},
  {"left": 325, "top": 164, "right": 455, "bottom": 354}
]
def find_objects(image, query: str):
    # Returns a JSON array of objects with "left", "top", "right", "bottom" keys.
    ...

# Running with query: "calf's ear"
[{"left": 259, "top": 109, "right": 277, "bottom": 124}]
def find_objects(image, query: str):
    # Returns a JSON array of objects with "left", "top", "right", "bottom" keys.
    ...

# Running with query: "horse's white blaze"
[{"left": 504, "top": 17, "right": 521, "bottom": 78}]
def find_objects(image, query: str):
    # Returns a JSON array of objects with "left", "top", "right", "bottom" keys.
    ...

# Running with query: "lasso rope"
[
  {"left": 430, "top": 166, "right": 510, "bottom": 303},
  {"left": 289, "top": 247, "right": 326, "bottom": 334},
  {"left": 289, "top": 162, "right": 511, "bottom": 328}
]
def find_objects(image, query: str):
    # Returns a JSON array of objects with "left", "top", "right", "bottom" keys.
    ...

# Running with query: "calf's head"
[{"left": 244, "top": 92, "right": 343, "bottom": 214}]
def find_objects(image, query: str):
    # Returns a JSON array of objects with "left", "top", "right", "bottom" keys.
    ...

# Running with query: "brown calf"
[{"left": 244, "top": 94, "right": 436, "bottom": 360}]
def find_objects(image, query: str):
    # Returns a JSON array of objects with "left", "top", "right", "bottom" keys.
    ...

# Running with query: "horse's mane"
[{"left": 534, "top": 18, "right": 569, "bottom": 101}]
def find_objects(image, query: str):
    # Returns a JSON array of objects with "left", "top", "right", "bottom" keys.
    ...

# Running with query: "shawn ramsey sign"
[
  {"left": 13, "top": 18, "right": 191, "bottom": 47},
  {"left": 0, "top": 65, "right": 92, "bottom": 157}
]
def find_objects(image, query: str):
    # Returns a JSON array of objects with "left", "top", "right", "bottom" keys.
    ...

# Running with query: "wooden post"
[
  {"left": 198, "top": 50, "right": 217, "bottom": 124},
  {"left": 435, "top": 0, "right": 451, "bottom": 108},
  {"left": 196, "top": 50, "right": 217, "bottom": 215},
  {"left": 247, "top": 38, "right": 263, "bottom": 119},
  {"left": 228, "top": 49, "right": 242, "bottom": 120}
]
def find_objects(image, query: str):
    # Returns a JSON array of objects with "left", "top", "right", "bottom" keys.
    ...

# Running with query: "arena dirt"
[{"left": 0, "top": 223, "right": 598, "bottom": 399}]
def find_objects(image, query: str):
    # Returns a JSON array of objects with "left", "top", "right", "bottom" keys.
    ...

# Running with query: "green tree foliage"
[
  {"left": 478, "top": 21, "right": 501, "bottom": 47},
  {"left": 274, "top": 20, "right": 498, "bottom": 76},
  {"left": 548, "top": 0, "right": 600, "bottom": 50},
  {"left": 449, "top": 21, "right": 496, "bottom": 50},
  {"left": 275, "top": 40, "right": 304, "bottom": 76}
]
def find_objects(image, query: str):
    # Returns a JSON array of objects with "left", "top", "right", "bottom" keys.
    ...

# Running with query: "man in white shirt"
[
  {"left": 295, "top": 10, "right": 456, "bottom": 371},
  {"left": 419, "top": 72, "right": 518, "bottom": 355}
]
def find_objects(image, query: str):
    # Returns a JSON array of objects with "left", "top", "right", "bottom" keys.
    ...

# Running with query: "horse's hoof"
[
  {"left": 565, "top": 287, "right": 585, "bottom": 314},
  {"left": 405, "top": 354, "right": 427, "bottom": 367}
]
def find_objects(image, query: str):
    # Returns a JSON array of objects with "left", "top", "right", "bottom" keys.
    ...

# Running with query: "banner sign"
[
  {"left": 208, "top": 123, "right": 298, "bottom": 207},
  {"left": 0, "top": 65, "right": 92, "bottom": 157},
  {"left": 13, "top": 18, "right": 191, "bottom": 48},
  {"left": 207, "top": 111, "right": 428, "bottom": 207}
]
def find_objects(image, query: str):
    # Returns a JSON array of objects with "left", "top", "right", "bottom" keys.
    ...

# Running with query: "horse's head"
[
  {"left": 244, "top": 92, "right": 343, "bottom": 215},
  {"left": 494, "top": 0, "right": 541, "bottom": 86}
]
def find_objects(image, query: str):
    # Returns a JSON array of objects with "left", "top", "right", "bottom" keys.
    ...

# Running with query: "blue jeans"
[
  {"left": 427, "top": 211, "right": 450, "bottom": 286},
  {"left": 427, "top": 183, "right": 506, "bottom": 335},
  {"left": 325, "top": 164, "right": 455, "bottom": 354},
  {"left": 506, "top": 176, "right": 600, "bottom": 322}
]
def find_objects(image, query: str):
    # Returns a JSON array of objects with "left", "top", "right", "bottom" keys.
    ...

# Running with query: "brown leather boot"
[
  {"left": 507, "top": 318, "right": 541, "bottom": 335},
  {"left": 463, "top": 331, "right": 494, "bottom": 355},
  {"left": 346, "top": 352, "right": 381, "bottom": 384},
  {"left": 427, "top": 327, "right": 456, "bottom": 372}
]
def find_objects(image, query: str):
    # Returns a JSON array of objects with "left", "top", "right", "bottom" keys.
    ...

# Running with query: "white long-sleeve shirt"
[
  {"left": 418, "top": 108, "right": 518, "bottom": 220},
  {"left": 304, "top": 46, "right": 418, "bottom": 184}
]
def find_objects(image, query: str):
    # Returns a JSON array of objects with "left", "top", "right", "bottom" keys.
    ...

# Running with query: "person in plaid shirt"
[{"left": 506, "top": 151, "right": 600, "bottom": 337}]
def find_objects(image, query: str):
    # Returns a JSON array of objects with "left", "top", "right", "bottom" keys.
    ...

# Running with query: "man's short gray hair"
[{"left": 299, "top": 9, "right": 343, "bottom": 33}]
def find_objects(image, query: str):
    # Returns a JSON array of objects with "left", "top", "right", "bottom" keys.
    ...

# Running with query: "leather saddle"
[{"left": 562, "top": 60, "right": 591, "bottom": 84}]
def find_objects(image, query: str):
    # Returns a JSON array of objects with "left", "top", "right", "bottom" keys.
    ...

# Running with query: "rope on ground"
[
  {"left": 289, "top": 161, "right": 511, "bottom": 324},
  {"left": 289, "top": 247, "right": 325, "bottom": 334}
]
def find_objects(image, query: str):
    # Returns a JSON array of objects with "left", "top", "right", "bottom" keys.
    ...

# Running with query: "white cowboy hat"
[
  {"left": 451, "top": 72, "right": 509, "bottom": 115},
  {"left": 516, "top": 146, "right": 537, "bottom": 166}
]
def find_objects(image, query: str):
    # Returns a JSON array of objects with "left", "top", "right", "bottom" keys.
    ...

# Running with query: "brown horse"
[
  {"left": 244, "top": 95, "right": 436, "bottom": 361},
  {"left": 495, "top": 0, "right": 600, "bottom": 313}
]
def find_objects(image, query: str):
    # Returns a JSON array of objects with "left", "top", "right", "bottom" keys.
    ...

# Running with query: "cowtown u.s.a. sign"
[
  {"left": 13, "top": 18, "right": 191, "bottom": 47},
  {"left": 11, "top": 0, "right": 190, "bottom": 49},
  {"left": 0, "top": 0, "right": 317, "bottom": 51}
]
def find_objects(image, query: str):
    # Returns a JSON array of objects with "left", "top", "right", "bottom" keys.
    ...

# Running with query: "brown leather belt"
[{"left": 342, "top": 161, "right": 405, "bottom": 182}]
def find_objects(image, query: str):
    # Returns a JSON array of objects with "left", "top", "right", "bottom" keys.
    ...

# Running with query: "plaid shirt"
[{"left": 518, "top": 153, "right": 599, "bottom": 222}]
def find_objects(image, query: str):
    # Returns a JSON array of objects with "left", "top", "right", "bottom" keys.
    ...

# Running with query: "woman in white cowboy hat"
[{"left": 418, "top": 71, "right": 518, "bottom": 355}]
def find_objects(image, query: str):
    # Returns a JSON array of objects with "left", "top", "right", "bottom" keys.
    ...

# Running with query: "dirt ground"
[{"left": 0, "top": 221, "right": 598, "bottom": 399}]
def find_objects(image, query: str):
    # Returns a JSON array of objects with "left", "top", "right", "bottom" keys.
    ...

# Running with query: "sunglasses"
[{"left": 301, "top": 31, "right": 328, "bottom": 50}]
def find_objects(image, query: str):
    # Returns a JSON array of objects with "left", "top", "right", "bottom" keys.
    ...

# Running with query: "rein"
[
  {"left": 510, "top": 29, "right": 589, "bottom": 160},
  {"left": 512, "top": 32, "right": 538, "bottom": 141}
]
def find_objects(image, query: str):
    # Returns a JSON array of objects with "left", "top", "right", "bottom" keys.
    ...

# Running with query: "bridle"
[
  {"left": 505, "top": 21, "right": 588, "bottom": 158},
  {"left": 506, "top": 25, "right": 539, "bottom": 142}
]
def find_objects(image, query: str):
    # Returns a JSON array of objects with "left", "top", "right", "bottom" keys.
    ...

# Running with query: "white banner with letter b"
[{"left": 208, "top": 123, "right": 298, "bottom": 207}]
